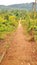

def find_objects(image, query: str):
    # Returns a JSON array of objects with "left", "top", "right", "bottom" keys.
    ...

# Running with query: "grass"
[{"left": 21, "top": 18, "right": 37, "bottom": 42}]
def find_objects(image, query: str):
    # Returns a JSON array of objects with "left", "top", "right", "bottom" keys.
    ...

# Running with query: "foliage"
[
  {"left": 0, "top": 10, "right": 18, "bottom": 39},
  {"left": 22, "top": 12, "right": 37, "bottom": 41}
]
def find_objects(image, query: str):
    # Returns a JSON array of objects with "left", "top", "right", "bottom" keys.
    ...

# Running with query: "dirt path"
[{"left": 1, "top": 20, "right": 37, "bottom": 65}]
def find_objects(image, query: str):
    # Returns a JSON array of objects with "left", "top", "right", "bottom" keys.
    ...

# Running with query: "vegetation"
[
  {"left": 22, "top": 11, "right": 37, "bottom": 42},
  {"left": 0, "top": 3, "right": 37, "bottom": 10},
  {"left": 0, "top": 10, "right": 19, "bottom": 40},
  {"left": 0, "top": 9, "right": 37, "bottom": 42}
]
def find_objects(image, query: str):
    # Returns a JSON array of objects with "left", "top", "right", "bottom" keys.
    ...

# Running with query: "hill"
[{"left": 0, "top": 3, "right": 37, "bottom": 11}]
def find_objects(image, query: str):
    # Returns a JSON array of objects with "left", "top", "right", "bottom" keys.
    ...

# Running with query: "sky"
[{"left": 0, "top": 0, "right": 35, "bottom": 5}]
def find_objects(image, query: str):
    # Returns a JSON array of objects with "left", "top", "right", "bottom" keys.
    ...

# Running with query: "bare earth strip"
[{"left": 0, "top": 20, "right": 37, "bottom": 65}]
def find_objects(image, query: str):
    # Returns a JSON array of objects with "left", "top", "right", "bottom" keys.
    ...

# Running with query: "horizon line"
[{"left": 0, "top": 2, "right": 35, "bottom": 6}]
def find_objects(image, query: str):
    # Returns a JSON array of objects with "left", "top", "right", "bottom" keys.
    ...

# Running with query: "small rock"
[
  {"left": 33, "top": 49, "right": 35, "bottom": 53},
  {"left": 27, "top": 63, "right": 31, "bottom": 65},
  {"left": 21, "top": 62, "right": 23, "bottom": 65}
]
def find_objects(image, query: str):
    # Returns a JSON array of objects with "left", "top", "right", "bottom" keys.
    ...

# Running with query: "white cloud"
[{"left": 0, "top": 0, "right": 35, "bottom": 5}]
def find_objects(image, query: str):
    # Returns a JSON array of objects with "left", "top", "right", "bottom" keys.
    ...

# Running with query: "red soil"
[{"left": 0, "top": 21, "right": 37, "bottom": 65}]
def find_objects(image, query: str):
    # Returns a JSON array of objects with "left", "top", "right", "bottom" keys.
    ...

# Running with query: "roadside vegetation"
[
  {"left": 0, "top": 10, "right": 19, "bottom": 40},
  {"left": 0, "top": 10, "right": 37, "bottom": 42},
  {"left": 21, "top": 11, "right": 37, "bottom": 42}
]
